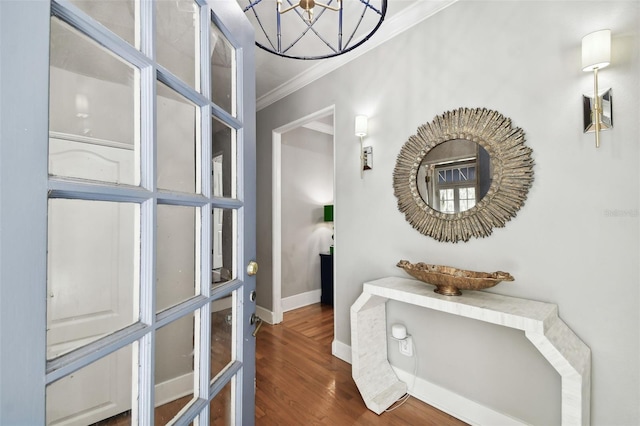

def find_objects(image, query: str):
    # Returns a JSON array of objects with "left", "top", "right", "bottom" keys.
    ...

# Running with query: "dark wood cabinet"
[{"left": 319, "top": 253, "right": 333, "bottom": 306}]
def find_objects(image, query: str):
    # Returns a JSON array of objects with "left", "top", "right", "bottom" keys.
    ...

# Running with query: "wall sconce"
[
  {"left": 355, "top": 115, "right": 371, "bottom": 178},
  {"left": 582, "top": 29, "right": 613, "bottom": 148}
]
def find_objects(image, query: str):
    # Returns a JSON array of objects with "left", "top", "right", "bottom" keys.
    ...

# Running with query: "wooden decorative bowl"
[{"left": 396, "top": 260, "right": 514, "bottom": 296}]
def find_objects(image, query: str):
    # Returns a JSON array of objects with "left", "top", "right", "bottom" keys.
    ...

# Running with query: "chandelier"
[{"left": 241, "top": 0, "right": 387, "bottom": 60}]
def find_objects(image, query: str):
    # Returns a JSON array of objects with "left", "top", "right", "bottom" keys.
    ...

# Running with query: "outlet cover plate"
[{"left": 399, "top": 336, "right": 413, "bottom": 356}]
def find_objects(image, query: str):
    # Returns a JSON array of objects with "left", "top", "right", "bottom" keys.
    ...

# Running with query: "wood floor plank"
[
  {"left": 95, "top": 303, "right": 467, "bottom": 425},
  {"left": 255, "top": 303, "right": 467, "bottom": 425}
]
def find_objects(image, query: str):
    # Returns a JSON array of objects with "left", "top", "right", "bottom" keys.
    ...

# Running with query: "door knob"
[
  {"left": 251, "top": 313, "right": 263, "bottom": 337},
  {"left": 247, "top": 261, "right": 259, "bottom": 276}
]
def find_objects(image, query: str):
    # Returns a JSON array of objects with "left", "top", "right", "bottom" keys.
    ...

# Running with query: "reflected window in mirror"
[
  {"left": 416, "top": 139, "right": 492, "bottom": 214},
  {"left": 434, "top": 160, "right": 476, "bottom": 213}
]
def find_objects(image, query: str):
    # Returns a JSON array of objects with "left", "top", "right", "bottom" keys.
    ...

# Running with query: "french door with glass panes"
[{"left": 44, "top": 0, "right": 256, "bottom": 425}]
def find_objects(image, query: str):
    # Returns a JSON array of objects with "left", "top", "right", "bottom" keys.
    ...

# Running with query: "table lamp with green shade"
[{"left": 324, "top": 204, "right": 334, "bottom": 255}]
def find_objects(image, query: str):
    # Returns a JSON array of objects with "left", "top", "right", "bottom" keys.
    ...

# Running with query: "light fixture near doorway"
[
  {"left": 241, "top": 0, "right": 387, "bottom": 60},
  {"left": 582, "top": 29, "right": 613, "bottom": 148},
  {"left": 355, "top": 114, "right": 371, "bottom": 178}
]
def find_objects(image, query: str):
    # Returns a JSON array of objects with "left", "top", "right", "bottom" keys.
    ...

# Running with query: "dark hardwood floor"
[
  {"left": 95, "top": 303, "right": 467, "bottom": 425},
  {"left": 255, "top": 303, "right": 467, "bottom": 425}
]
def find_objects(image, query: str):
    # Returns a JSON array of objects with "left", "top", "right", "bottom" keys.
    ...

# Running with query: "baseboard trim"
[
  {"left": 155, "top": 372, "right": 193, "bottom": 407},
  {"left": 331, "top": 340, "right": 352, "bottom": 364},
  {"left": 256, "top": 305, "right": 275, "bottom": 325},
  {"left": 281, "top": 289, "right": 321, "bottom": 312},
  {"left": 331, "top": 341, "right": 523, "bottom": 425},
  {"left": 392, "top": 367, "right": 526, "bottom": 426}
]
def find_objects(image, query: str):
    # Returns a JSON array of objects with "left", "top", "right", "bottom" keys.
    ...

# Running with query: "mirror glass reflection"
[{"left": 416, "top": 139, "right": 492, "bottom": 214}]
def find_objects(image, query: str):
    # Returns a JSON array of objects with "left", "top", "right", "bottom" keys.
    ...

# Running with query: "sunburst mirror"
[{"left": 393, "top": 108, "right": 534, "bottom": 242}]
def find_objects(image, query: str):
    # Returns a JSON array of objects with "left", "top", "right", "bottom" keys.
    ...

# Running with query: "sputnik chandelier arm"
[
  {"left": 278, "top": 0, "right": 342, "bottom": 24},
  {"left": 242, "top": 0, "right": 387, "bottom": 60},
  {"left": 280, "top": 0, "right": 341, "bottom": 54}
]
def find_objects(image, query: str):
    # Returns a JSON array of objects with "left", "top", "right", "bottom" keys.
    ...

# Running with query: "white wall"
[
  {"left": 281, "top": 127, "right": 333, "bottom": 299},
  {"left": 255, "top": 1, "right": 639, "bottom": 424}
]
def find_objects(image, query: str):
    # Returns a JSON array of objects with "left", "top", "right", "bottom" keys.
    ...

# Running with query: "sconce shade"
[
  {"left": 355, "top": 115, "right": 368, "bottom": 137},
  {"left": 582, "top": 29, "right": 611, "bottom": 71},
  {"left": 324, "top": 205, "right": 334, "bottom": 222}
]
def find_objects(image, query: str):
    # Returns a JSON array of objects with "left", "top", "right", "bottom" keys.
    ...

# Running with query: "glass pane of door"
[
  {"left": 68, "top": 0, "right": 137, "bottom": 47},
  {"left": 210, "top": 296, "right": 234, "bottom": 381},
  {"left": 49, "top": 16, "right": 139, "bottom": 186},
  {"left": 46, "top": 343, "right": 134, "bottom": 425},
  {"left": 155, "top": 313, "right": 196, "bottom": 423},
  {"left": 47, "top": 199, "right": 139, "bottom": 359},
  {"left": 157, "top": 82, "right": 199, "bottom": 194},
  {"left": 156, "top": 204, "right": 198, "bottom": 313},
  {"left": 212, "top": 117, "right": 236, "bottom": 199},
  {"left": 156, "top": 0, "right": 200, "bottom": 90},
  {"left": 210, "top": 22, "right": 236, "bottom": 116},
  {"left": 212, "top": 208, "right": 236, "bottom": 286},
  {"left": 209, "top": 380, "right": 233, "bottom": 425}
]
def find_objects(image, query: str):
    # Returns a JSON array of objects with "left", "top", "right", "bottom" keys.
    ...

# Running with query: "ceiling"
[
  {"left": 239, "top": 0, "right": 457, "bottom": 110},
  {"left": 53, "top": 0, "right": 456, "bottom": 113}
]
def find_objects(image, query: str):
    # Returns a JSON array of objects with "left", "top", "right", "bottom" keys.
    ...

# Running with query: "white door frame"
[{"left": 271, "top": 105, "right": 335, "bottom": 324}]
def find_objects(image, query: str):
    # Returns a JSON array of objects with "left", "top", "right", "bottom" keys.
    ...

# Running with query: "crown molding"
[{"left": 256, "top": 0, "right": 458, "bottom": 111}]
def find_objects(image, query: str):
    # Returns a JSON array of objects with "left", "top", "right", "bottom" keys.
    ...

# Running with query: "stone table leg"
[{"left": 351, "top": 292, "right": 407, "bottom": 414}]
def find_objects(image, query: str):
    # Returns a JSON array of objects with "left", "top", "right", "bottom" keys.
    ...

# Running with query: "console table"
[{"left": 350, "top": 277, "right": 591, "bottom": 425}]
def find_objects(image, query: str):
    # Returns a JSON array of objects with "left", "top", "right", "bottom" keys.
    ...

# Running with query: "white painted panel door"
[{"left": 47, "top": 140, "right": 134, "bottom": 425}]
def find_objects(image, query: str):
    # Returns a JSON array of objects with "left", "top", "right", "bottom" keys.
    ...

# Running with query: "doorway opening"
[{"left": 271, "top": 106, "right": 335, "bottom": 327}]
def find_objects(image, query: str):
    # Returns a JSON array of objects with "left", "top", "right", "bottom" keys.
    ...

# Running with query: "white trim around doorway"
[{"left": 271, "top": 105, "right": 336, "bottom": 325}]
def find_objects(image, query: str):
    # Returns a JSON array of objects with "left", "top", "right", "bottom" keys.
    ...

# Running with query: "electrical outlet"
[{"left": 399, "top": 336, "right": 413, "bottom": 356}]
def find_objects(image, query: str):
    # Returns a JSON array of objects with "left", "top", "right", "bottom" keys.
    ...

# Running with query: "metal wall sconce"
[
  {"left": 355, "top": 115, "right": 371, "bottom": 178},
  {"left": 363, "top": 147, "right": 373, "bottom": 170},
  {"left": 582, "top": 29, "right": 613, "bottom": 148}
]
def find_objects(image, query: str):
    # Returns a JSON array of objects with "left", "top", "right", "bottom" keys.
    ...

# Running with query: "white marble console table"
[{"left": 350, "top": 277, "right": 591, "bottom": 425}]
